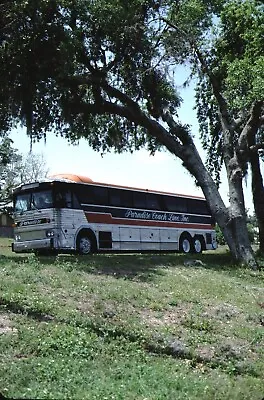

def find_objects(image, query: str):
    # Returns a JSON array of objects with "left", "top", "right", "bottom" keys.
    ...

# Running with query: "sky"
[{"left": 9, "top": 69, "right": 254, "bottom": 213}]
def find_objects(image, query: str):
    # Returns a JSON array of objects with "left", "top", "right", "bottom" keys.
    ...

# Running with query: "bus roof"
[
  {"left": 46, "top": 173, "right": 205, "bottom": 200},
  {"left": 48, "top": 174, "right": 94, "bottom": 184}
]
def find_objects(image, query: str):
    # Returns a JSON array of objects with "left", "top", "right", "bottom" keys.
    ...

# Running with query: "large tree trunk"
[
  {"left": 180, "top": 142, "right": 257, "bottom": 269},
  {"left": 249, "top": 151, "right": 264, "bottom": 253},
  {"left": 245, "top": 102, "right": 264, "bottom": 253},
  {"left": 145, "top": 113, "right": 258, "bottom": 269}
]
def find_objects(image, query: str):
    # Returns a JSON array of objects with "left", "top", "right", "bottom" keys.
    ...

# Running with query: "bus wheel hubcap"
[
  {"left": 182, "top": 238, "right": 191, "bottom": 253},
  {"left": 79, "top": 237, "right": 92, "bottom": 254}
]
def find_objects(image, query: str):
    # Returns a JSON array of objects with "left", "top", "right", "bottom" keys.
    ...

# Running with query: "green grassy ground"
[{"left": 0, "top": 239, "right": 264, "bottom": 399}]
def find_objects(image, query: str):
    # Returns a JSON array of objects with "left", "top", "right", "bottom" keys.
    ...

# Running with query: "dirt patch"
[
  {"left": 202, "top": 303, "right": 241, "bottom": 320},
  {"left": 141, "top": 303, "right": 193, "bottom": 327},
  {"left": 0, "top": 313, "right": 17, "bottom": 334}
]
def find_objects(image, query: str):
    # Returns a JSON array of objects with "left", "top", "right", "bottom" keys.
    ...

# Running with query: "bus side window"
[
  {"left": 121, "top": 190, "right": 133, "bottom": 208},
  {"left": 55, "top": 191, "right": 72, "bottom": 208},
  {"left": 72, "top": 192, "right": 80, "bottom": 209},
  {"left": 64, "top": 191, "right": 72, "bottom": 208},
  {"left": 55, "top": 193, "right": 66, "bottom": 208},
  {"left": 133, "top": 191, "right": 146, "bottom": 209},
  {"left": 75, "top": 186, "right": 94, "bottom": 205},
  {"left": 109, "top": 188, "right": 121, "bottom": 207},
  {"left": 146, "top": 193, "right": 161, "bottom": 210},
  {"left": 93, "top": 186, "right": 109, "bottom": 205},
  {"left": 165, "top": 196, "right": 187, "bottom": 213},
  {"left": 187, "top": 199, "right": 209, "bottom": 215}
]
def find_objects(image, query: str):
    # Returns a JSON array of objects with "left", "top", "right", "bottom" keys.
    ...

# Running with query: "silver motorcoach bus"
[{"left": 12, "top": 174, "right": 217, "bottom": 254}]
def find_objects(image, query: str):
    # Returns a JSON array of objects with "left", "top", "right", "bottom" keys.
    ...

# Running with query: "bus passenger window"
[
  {"left": 165, "top": 196, "right": 187, "bottom": 213},
  {"left": 133, "top": 192, "right": 146, "bottom": 209},
  {"left": 187, "top": 199, "right": 209, "bottom": 215},
  {"left": 146, "top": 194, "right": 161, "bottom": 210},
  {"left": 93, "top": 186, "right": 108, "bottom": 205},
  {"left": 121, "top": 190, "right": 133, "bottom": 208},
  {"left": 109, "top": 189, "right": 121, "bottom": 206},
  {"left": 64, "top": 191, "right": 72, "bottom": 207},
  {"left": 75, "top": 186, "right": 94, "bottom": 205},
  {"left": 55, "top": 191, "right": 72, "bottom": 208}
]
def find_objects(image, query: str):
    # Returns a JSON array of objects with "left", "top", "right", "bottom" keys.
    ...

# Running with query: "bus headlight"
[
  {"left": 15, "top": 234, "right": 21, "bottom": 241},
  {"left": 46, "top": 230, "right": 55, "bottom": 238}
]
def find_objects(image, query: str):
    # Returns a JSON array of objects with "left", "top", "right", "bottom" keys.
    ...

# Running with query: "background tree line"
[{"left": 0, "top": 136, "right": 48, "bottom": 212}]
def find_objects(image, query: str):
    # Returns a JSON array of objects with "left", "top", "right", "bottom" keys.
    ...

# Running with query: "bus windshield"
[{"left": 14, "top": 190, "right": 54, "bottom": 212}]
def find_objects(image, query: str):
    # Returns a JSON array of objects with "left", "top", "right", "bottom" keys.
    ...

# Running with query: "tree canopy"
[
  {"left": 194, "top": 0, "right": 264, "bottom": 181},
  {"left": 0, "top": 0, "right": 181, "bottom": 152}
]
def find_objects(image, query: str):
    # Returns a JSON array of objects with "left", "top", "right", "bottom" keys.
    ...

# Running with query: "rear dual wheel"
[
  {"left": 193, "top": 237, "right": 203, "bottom": 254},
  {"left": 179, "top": 234, "right": 203, "bottom": 254},
  {"left": 179, "top": 234, "right": 193, "bottom": 254}
]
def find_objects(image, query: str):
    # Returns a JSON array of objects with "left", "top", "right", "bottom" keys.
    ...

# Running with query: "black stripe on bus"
[{"left": 81, "top": 204, "right": 214, "bottom": 225}]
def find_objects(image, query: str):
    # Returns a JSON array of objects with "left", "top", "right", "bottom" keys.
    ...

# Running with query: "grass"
[{"left": 0, "top": 238, "right": 264, "bottom": 399}]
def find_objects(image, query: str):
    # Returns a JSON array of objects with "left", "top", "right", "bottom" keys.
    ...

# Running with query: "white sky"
[{"left": 9, "top": 68, "right": 254, "bottom": 213}]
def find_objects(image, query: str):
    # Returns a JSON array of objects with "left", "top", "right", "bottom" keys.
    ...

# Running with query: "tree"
[
  {"left": 0, "top": 136, "right": 19, "bottom": 211},
  {"left": 0, "top": 149, "right": 49, "bottom": 211},
  {"left": 191, "top": 0, "right": 264, "bottom": 250},
  {"left": 0, "top": 0, "right": 261, "bottom": 268},
  {"left": 0, "top": 136, "right": 16, "bottom": 167}
]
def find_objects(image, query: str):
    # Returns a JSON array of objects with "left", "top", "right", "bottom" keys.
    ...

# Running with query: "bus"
[{"left": 12, "top": 174, "right": 217, "bottom": 255}]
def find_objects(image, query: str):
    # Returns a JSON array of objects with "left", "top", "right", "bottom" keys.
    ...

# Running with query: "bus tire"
[
  {"left": 77, "top": 232, "right": 96, "bottom": 255},
  {"left": 179, "top": 233, "right": 193, "bottom": 254},
  {"left": 193, "top": 236, "right": 204, "bottom": 254}
]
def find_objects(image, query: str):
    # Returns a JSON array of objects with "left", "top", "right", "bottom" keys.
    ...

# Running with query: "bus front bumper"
[{"left": 12, "top": 238, "right": 54, "bottom": 253}]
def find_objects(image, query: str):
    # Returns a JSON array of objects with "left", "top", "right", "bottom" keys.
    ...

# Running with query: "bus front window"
[
  {"left": 14, "top": 193, "right": 31, "bottom": 213},
  {"left": 32, "top": 191, "right": 53, "bottom": 209}
]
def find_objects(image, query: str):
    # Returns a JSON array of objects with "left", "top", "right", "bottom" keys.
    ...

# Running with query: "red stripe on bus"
[{"left": 85, "top": 212, "right": 213, "bottom": 230}]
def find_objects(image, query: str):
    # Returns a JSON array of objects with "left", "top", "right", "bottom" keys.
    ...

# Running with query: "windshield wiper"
[{"left": 31, "top": 202, "right": 41, "bottom": 212}]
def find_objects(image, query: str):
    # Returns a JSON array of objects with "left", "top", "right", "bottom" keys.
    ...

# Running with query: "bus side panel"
[
  {"left": 55, "top": 209, "right": 87, "bottom": 250},
  {"left": 160, "top": 228, "right": 179, "bottom": 251},
  {"left": 95, "top": 225, "right": 120, "bottom": 251},
  {"left": 140, "top": 228, "right": 160, "bottom": 251},
  {"left": 119, "top": 227, "right": 141, "bottom": 250},
  {"left": 111, "top": 226, "right": 120, "bottom": 250}
]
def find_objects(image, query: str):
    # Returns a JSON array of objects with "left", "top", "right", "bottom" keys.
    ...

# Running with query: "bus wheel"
[
  {"left": 179, "top": 233, "right": 193, "bottom": 254},
  {"left": 193, "top": 236, "right": 203, "bottom": 254},
  {"left": 77, "top": 235, "right": 93, "bottom": 255}
]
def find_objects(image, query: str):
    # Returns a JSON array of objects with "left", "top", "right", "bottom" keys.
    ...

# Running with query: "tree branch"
[
  {"left": 162, "top": 111, "right": 193, "bottom": 146},
  {"left": 238, "top": 101, "right": 263, "bottom": 155},
  {"left": 162, "top": 16, "right": 238, "bottom": 170},
  {"left": 63, "top": 71, "right": 198, "bottom": 161}
]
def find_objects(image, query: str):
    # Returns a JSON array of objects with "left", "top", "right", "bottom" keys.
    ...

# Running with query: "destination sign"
[{"left": 17, "top": 218, "right": 50, "bottom": 227}]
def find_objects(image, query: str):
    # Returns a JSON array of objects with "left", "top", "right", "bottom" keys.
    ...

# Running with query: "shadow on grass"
[
  {"left": 36, "top": 249, "right": 239, "bottom": 281},
  {"left": 44, "top": 253, "right": 171, "bottom": 282},
  {"left": 0, "top": 296, "right": 54, "bottom": 322},
  {"left": 2, "top": 246, "right": 246, "bottom": 283},
  {"left": 0, "top": 254, "right": 29, "bottom": 263}
]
